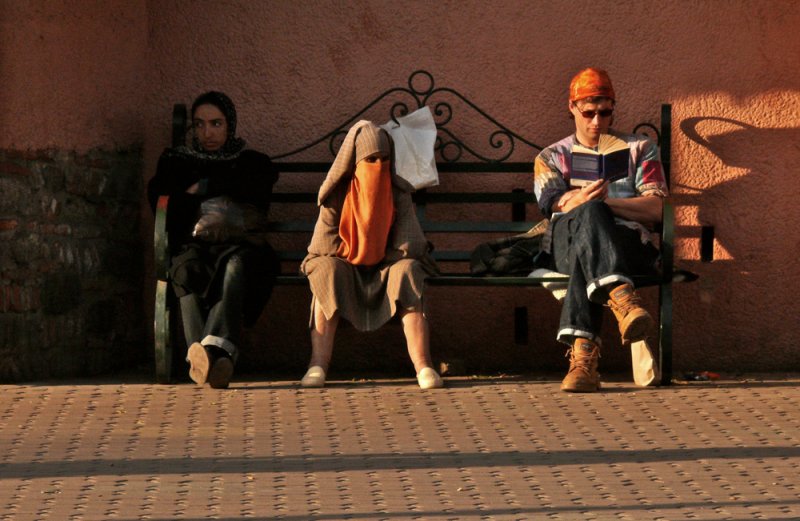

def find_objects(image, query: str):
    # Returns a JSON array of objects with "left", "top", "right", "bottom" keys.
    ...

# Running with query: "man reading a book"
[{"left": 533, "top": 67, "right": 669, "bottom": 392}]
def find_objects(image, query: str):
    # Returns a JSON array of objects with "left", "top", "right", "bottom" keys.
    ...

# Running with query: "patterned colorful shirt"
[{"left": 533, "top": 129, "right": 669, "bottom": 250}]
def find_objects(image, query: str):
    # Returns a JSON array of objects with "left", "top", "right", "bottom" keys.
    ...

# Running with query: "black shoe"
[{"left": 208, "top": 356, "right": 234, "bottom": 389}]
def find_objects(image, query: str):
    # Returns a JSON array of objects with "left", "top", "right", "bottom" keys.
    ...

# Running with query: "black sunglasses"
[{"left": 576, "top": 108, "right": 614, "bottom": 119}]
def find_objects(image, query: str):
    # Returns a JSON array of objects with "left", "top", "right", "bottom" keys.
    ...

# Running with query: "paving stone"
[{"left": 1, "top": 375, "right": 800, "bottom": 520}]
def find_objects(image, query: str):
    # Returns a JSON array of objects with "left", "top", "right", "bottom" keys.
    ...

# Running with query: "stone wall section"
[{"left": 0, "top": 148, "right": 144, "bottom": 381}]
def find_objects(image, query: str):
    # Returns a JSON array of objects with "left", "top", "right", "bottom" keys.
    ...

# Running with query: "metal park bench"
[{"left": 153, "top": 70, "right": 696, "bottom": 385}]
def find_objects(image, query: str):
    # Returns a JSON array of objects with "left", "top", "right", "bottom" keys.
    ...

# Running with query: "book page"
[{"left": 596, "top": 134, "right": 629, "bottom": 154}]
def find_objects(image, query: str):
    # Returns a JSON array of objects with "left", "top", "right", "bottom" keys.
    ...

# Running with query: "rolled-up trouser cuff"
[
  {"left": 201, "top": 335, "right": 238, "bottom": 362},
  {"left": 586, "top": 274, "right": 633, "bottom": 303},
  {"left": 557, "top": 327, "right": 601, "bottom": 346}
]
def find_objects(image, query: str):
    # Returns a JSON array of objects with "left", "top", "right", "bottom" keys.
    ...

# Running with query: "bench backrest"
[{"left": 171, "top": 70, "right": 670, "bottom": 267}]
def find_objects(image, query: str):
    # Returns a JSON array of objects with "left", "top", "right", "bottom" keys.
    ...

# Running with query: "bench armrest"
[
  {"left": 660, "top": 200, "right": 674, "bottom": 280},
  {"left": 154, "top": 195, "right": 170, "bottom": 281}
]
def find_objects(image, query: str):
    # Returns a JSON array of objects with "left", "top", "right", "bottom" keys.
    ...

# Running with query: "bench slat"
[
  {"left": 273, "top": 162, "right": 533, "bottom": 173},
  {"left": 419, "top": 221, "right": 538, "bottom": 233},
  {"left": 427, "top": 274, "right": 664, "bottom": 287},
  {"left": 272, "top": 192, "right": 536, "bottom": 204},
  {"left": 275, "top": 250, "right": 523, "bottom": 262},
  {"left": 271, "top": 193, "right": 317, "bottom": 203},
  {"left": 272, "top": 273, "right": 665, "bottom": 287},
  {"left": 416, "top": 192, "right": 534, "bottom": 203},
  {"left": 268, "top": 220, "right": 538, "bottom": 233},
  {"left": 267, "top": 221, "right": 316, "bottom": 232}
]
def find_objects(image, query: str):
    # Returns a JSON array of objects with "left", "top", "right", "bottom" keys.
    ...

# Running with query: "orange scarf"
[{"left": 336, "top": 159, "right": 395, "bottom": 265}]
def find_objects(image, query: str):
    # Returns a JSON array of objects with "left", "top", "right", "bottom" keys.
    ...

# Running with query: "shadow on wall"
[{"left": 677, "top": 117, "right": 800, "bottom": 269}]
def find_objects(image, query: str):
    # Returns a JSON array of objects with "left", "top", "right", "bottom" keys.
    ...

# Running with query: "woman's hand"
[{"left": 556, "top": 179, "right": 608, "bottom": 213}]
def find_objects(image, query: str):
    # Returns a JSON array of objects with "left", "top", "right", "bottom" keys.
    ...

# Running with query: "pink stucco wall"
[
  {"left": 3, "top": 0, "right": 799, "bottom": 374},
  {"left": 0, "top": 0, "right": 147, "bottom": 151}
]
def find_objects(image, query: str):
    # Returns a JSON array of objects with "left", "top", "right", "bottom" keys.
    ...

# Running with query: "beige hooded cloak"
[{"left": 300, "top": 120, "right": 438, "bottom": 331}]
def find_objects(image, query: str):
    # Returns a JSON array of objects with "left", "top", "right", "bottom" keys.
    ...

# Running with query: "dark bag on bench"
[{"left": 469, "top": 219, "right": 549, "bottom": 276}]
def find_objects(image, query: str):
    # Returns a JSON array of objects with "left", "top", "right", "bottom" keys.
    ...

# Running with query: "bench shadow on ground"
[
  {"left": 98, "top": 503, "right": 800, "bottom": 521},
  {"left": 5, "top": 444, "right": 800, "bottom": 480}
]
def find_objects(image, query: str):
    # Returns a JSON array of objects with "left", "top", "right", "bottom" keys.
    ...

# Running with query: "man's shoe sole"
[{"left": 187, "top": 343, "right": 211, "bottom": 385}]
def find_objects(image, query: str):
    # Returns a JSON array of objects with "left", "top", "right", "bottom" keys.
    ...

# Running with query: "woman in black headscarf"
[{"left": 148, "top": 91, "right": 279, "bottom": 389}]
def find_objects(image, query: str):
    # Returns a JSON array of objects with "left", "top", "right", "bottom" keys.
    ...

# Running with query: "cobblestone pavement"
[{"left": 1, "top": 373, "right": 799, "bottom": 521}]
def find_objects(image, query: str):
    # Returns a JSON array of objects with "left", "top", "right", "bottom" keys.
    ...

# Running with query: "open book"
[{"left": 570, "top": 134, "right": 630, "bottom": 188}]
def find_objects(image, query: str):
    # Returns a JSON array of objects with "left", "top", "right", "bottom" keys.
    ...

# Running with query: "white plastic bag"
[
  {"left": 631, "top": 338, "right": 660, "bottom": 386},
  {"left": 381, "top": 106, "right": 439, "bottom": 189},
  {"left": 193, "top": 196, "right": 268, "bottom": 245},
  {"left": 529, "top": 268, "right": 569, "bottom": 302}
]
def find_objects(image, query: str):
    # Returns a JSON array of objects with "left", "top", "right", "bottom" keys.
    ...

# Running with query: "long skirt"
[{"left": 303, "top": 256, "right": 429, "bottom": 331}]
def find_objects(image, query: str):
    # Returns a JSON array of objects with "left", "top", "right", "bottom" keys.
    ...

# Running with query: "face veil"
[{"left": 335, "top": 123, "right": 395, "bottom": 266}]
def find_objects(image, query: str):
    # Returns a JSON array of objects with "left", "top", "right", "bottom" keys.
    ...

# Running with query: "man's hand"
[
  {"left": 556, "top": 179, "right": 608, "bottom": 213},
  {"left": 185, "top": 182, "right": 200, "bottom": 194}
]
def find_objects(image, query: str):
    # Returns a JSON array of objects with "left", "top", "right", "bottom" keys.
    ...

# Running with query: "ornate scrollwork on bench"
[{"left": 272, "top": 70, "right": 546, "bottom": 164}]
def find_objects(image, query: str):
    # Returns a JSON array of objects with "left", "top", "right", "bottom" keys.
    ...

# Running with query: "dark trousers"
[
  {"left": 179, "top": 254, "right": 245, "bottom": 361},
  {"left": 549, "top": 201, "right": 659, "bottom": 345}
]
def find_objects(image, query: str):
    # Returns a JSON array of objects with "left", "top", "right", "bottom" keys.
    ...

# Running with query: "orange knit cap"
[{"left": 568, "top": 68, "right": 615, "bottom": 102}]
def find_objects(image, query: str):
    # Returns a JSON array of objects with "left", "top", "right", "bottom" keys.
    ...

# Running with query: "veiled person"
[{"left": 300, "top": 120, "right": 443, "bottom": 389}]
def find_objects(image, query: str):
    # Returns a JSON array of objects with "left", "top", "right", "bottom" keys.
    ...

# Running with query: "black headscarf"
[{"left": 187, "top": 91, "right": 246, "bottom": 159}]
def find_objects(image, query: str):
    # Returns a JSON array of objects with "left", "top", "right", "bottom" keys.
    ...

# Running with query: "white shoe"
[
  {"left": 301, "top": 365, "right": 326, "bottom": 388},
  {"left": 417, "top": 367, "right": 444, "bottom": 389}
]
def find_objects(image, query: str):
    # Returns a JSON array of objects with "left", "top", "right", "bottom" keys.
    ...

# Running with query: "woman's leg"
[
  {"left": 180, "top": 293, "right": 220, "bottom": 386},
  {"left": 179, "top": 293, "right": 205, "bottom": 348},
  {"left": 399, "top": 309, "right": 432, "bottom": 373},
  {"left": 204, "top": 254, "right": 245, "bottom": 361},
  {"left": 400, "top": 308, "right": 443, "bottom": 389},
  {"left": 309, "top": 299, "right": 339, "bottom": 371},
  {"left": 302, "top": 299, "right": 339, "bottom": 387},
  {"left": 184, "top": 254, "right": 244, "bottom": 389}
]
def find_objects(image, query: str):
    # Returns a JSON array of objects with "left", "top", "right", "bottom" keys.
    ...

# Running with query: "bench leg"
[
  {"left": 154, "top": 280, "right": 173, "bottom": 384},
  {"left": 658, "top": 281, "right": 673, "bottom": 385}
]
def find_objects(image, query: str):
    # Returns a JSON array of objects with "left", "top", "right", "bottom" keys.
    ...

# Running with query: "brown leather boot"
[
  {"left": 607, "top": 283, "right": 654, "bottom": 343},
  {"left": 560, "top": 338, "right": 601, "bottom": 392}
]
